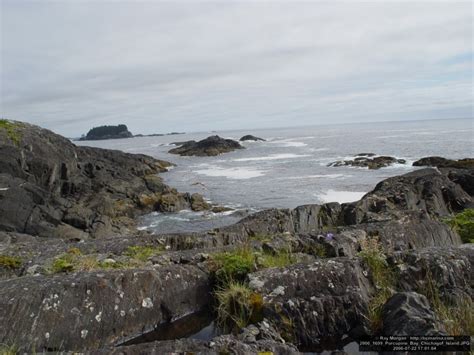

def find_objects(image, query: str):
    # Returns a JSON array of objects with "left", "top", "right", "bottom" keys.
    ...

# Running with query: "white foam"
[
  {"left": 284, "top": 174, "right": 349, "bottom": 180},
  {"left": 0, "top": 188, "right": 9, "bottom": 191},
  {"left": 268, "top": 139, "right": 307, "bottom": 147},
  {"left": 195, "top": 166, "right": 265, "bottom": 179},
  {"left": 318, "top": 189, "right": 366, "bottom": 203},
  {"left": 234, "top": 153, "right": 311, "bottom": 162}
]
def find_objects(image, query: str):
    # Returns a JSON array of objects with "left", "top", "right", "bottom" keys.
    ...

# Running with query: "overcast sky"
[{"left": 1, "top": 1, "right": 472, "bottom": 137}]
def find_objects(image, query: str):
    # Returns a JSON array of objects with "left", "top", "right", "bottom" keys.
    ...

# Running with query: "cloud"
[{"left": 1, "top": 0, "right": 472, "bottom": 136}]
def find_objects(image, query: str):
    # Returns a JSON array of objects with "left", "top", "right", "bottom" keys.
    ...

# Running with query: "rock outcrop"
[
  {"left": 168, "top": 135, "right": 244, "bottom": 156},
  {"left": 413, "top": 156, "right": 474, "bottom": 169},
  {"left": 80, "top": 124, "right": 133, "bottom": 141},
  {"left": 0, "top": 120, "right": 208, "bottom": 239},
  {"left": 240, "top": 135, "right": 265, "bottom": 142},
  {"left": 328, "top": 154, "right": 406, "bottom": 169}
]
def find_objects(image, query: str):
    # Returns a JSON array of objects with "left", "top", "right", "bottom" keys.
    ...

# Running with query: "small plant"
[
  {"left": 0, "top": 255, "right": 22, "bottom": 269},
  {"left": 215, "top": 282, "right": 263, "bottom": 331},
  {"left": 258, "top": 249, "right": 295, "bottom": 268},
  {"left": 124, "top": 245, "right": 163, "bottom": 261},
  {"left": 422, "top": 265, "right": 473, "bottom": 335},
  {"left": 249, "top": 233, "right": 272, "bottom": 243},
  {"left": 0, "top": 343, "right": 18, "bottom": 355},
  {"left": 51, "top": 254, "right": 75, "bottom": 273},
  {"left": 0, "top": 119, "right": 22, "bottom": 146},
  {"left": 444, "top": 209, "right": 474, "bottom": 243},
  {"left": 210, "top": 247, "right": 256, "bottom": 285},
  {"left": 67, "top": 247, "right": 82, "bottom": 255},
  {"left": 358, "top": 236, "right": 395, "bottom": 333}
]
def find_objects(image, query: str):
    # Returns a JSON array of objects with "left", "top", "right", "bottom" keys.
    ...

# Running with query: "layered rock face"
[
  {"left": 0, "top": 121, "right": 473, "bottom": 354},
  {"left": 168, "top": 135, "right": 244, "bottom": 156},
  {"left": 0, "top": 120, "right": 208, "bottom": 239}
]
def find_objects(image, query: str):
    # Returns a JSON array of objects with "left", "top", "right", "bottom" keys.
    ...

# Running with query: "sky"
[{"left": 1, "top": 0, "right": 473, "bottom": 137}]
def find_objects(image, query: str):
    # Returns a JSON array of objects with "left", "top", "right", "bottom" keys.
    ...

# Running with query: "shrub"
[
  {"left": 444, "top": 209, "right": 474, "bottom": 243},
  {"left": 0, "top": 255, "right": 22, "bottom": 269},
  {"left": 215, "top": 282, "right": 263, "bottom": 331}
]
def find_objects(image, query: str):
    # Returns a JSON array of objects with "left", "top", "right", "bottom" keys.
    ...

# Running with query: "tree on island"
[{"left": 80, "top": 124, "right": 133, "bottom": 140}]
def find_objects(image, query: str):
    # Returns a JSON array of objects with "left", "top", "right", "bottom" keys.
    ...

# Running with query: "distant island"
[
  {"left": 79, "top": 124, "right": 133, "bottom": 141},
  {"left": 78, "top": 124, "right": 184, "bottom": 141}
]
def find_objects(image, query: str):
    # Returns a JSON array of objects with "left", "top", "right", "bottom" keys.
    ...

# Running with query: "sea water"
[{"left": 77, "top": 118, "right": 473, "bottom": 233}]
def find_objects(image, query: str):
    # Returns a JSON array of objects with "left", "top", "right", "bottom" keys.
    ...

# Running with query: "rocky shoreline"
[{"left": 0, "top": 120, "right": 473, "bottom": 353}]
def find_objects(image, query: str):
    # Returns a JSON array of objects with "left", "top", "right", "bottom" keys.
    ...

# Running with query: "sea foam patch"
[
  {"left": 317, "top": 189, "right": 366, "bottom": 203},
  {"left": 234, "top": 153, "right": 311, "bottom": 162},
  {"left": 195, "top": 166, "right": 265, "bottom": 179}
]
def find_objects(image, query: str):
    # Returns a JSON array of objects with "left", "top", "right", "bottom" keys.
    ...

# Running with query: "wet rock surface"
[
  {"left": 168, "top": 135, "right": 244, "bottom": 156},
  {"left": 413, "top": 156, "right": 474, "bottom": 169},
  {"left": 1, "top": 121, "right": 473, "bottom": 353}
]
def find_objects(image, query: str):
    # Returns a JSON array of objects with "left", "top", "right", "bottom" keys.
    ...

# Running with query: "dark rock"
[
  {"left": 0, "top": 120, "right": 204, "bottom": 238},
  {"left": 239, "top": 135, "right": 265, "bottom": 142},
  {"left": 0, "top": 265, "right": 211, "bottom": 351},
  {"left": 413, "top": 156, "right": 474, "bottom": 169},
  {"left": 168, "top": 135, "right": 244, "bottom": 156},
  {"left": 248, "top": 258, "right": 373, "bottom": 349},
  {"left": 80, "top": 124, "right": 133, "bottom": 141},
  {"left": 189, "top": 193, "right": 211, "bottom": 211},
  {"left": 382, "top": 292, "right": 446, "bottom": 335},
  {"left": 328, "top": 155, "right": 406, "bottom": 169}
]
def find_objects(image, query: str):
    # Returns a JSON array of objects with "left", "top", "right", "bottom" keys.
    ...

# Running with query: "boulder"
[
  {"left": 239, "top": 135, "right": 265, "bottom": 142},
  {"left": 381, "top": 292, "right": 446, "bottom": 335},
  {"left": 0, "top": 265, "right": 211, "bottom": 351},
  {"left": 168, "top": 135, "right": 244, "bottom": 156}
]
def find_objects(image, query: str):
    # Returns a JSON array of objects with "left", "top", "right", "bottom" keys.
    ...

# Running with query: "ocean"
[{"left": 77, "top": 118, "right": 473, "bottom": 233}]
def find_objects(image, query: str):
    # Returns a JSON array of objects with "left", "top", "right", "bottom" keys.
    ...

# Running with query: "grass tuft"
[
  {"left": 0, "top": 119, "right": 22, "bottom": 146},
  {"left": 0, "top": 343, "right": 18, "bottom": 355},
  {"left": 0, "top": 255, "right": 22, "bottom": 269},
  {"left": 215, "top": 282, "right": 264, "bottom": 331},
  {"left": 124, "top": 245, "right": 163, "bottom": 261},
  {"left": 443, "top": 208, "right": 474, "bottom": 243},
  {"left": 358, "top": 236, "right": 395, "bottom": 333}
]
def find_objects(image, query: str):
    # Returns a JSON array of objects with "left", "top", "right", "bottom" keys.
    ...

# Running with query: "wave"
[
  {"left": 284, "top": 174, "right": 349, "bottom": 180},
  {"left": 194, "top": 166, "right": 266, "bottom": 179},
  {"left": 234, "top": 153, "right": 311, "bottom": 162}
]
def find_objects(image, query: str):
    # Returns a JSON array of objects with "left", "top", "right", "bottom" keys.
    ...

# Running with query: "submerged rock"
[
  {"left": 168, "top": 135, "right": 244, "bottom": 156},
  {"left": 239, "top": 135, "right": 265, "bottom": 142},
  {"left": 328, "top": 155, "right": 406, "bottom": 169}
]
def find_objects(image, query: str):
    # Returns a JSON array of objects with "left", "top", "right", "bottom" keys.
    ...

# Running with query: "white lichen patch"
[
  {"left": 81, "top": 329, "right": 88, "bottom": 339},
  {"left": 142, "top": 298, "right": 153, "bottom": 308},
  {"left": 95, "top": 311, "right": 102, "bottom": 322},
  {"left": 120, "top": 310, "right": 126, "bottom": 317}
]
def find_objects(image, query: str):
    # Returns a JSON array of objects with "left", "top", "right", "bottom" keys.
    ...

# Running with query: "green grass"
[
  {"left": 215, "top": 282, "right": 264, "bottom": 331},
  {"left": 210, "top": 247, "right": 256, "bottom": 285},
  {"left": 0, "top": 255, "right": 22, "bottom": 269},
  {"left": 124, "top": 245, "right": 163, "bottom": 261},
  {"left": 0, "top": 119, "right": 22, "bottom": 146},
  {"left": 422, "top": 265, "right": 473, "bottom": 335},
  {"left": 444, "top": 208, "right": 474, "bottom": 243},
  {"left": 258, "top": 249, "right": 295, "bottom": 268},
  {"left": 358, "top": 236, "right": 395, "bottom": 333},
  {"left": 0, "top": 343, "right": 18, "bottom": 355}
]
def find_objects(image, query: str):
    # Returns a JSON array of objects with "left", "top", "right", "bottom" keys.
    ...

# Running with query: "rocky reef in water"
[
  {"left": 328, "top": 153, "right": 406, "bottom": 169},
  {"left": 0, "top": 120, "right": 473, "bottom": 354},
  {"left": 168, "top": 135, "right": 244, "bottom": 156},
  {"left": 240, "top": 135, "right": 265, "bottom": 141},
  {"left": 80, "top": 124, "right": 133, "bottom": 141}
]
